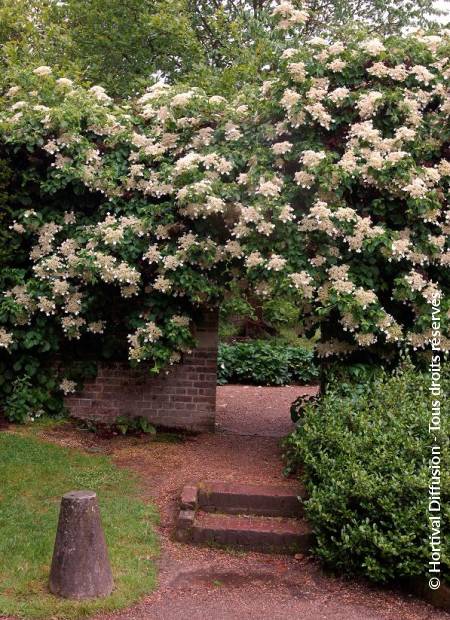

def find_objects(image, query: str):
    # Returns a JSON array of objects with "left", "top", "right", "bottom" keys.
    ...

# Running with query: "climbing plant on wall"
[{"left": 0, "top": 2, "right": 449, "bottom": 420}]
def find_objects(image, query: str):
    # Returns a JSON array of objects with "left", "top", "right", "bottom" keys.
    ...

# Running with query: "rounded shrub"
[{"left": 283, "top": 363, "right": 450, "bottom": 583}]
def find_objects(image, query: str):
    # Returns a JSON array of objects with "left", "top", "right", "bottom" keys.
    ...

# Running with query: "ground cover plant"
[
  {"left": 0, "top": 2, "right": 449, "bottom": 421},
  {"left": 0, "top": 431, "right": 159, "bottom": 619},
  {"left": 217, "top": 340, "right": 318, "bottom": 385},
  {"left": 283, "top": 362, "right": 450, "bottom": 584}
]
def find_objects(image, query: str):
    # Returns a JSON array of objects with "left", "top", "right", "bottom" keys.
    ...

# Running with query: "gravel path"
[
  {"left": 4, "top": 385, "right": 447, "bottom": 620},
  {"left": 92, "top": 385, "right": 447, "bottom": 620},
  {"left": 216, "top": 384, "right": 318, "bottom": 437}
]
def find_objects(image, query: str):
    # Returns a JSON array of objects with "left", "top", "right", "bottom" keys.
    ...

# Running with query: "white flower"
[
  {"left": 357, "top": 91, "right": 383, "bottom": 119},
  {"left": 87, "top": 321, "right": 105, "bottom": 334},
  {"left": 289, "top": 272, "right": 314, "bottom": 298},
  {"left": 359, "top": 39, "right": 385, "bottom": 55},
  {"left": 410, "top": 65, "right": 434, "bottom": 85},
  {"left": 171, "top": 91, "right": 194, "bottom": 107},
  {"left": 33, "top": 66, "right": 52, "bottom": 77},
  {"left": 305, "top": 102, "right": 332, "bottom": 129},
  {"left": 257, "top": 178, "right": 283, "bottom": 196},
  {"left": 287, "top": 62, "right": 307, "bottom": 82},
  {"left": 403, "top": 178, "right": 428, "bottom": 198},
  {"left": 224, "top": 121, "right": 242, "bottom": 141},
  {"left": 356, "top": 333, "right": 377, "bottom": 346},
  {"left": 272, "top": 1, "right": 296, "bottom": 17},
  {"left": 301, "top": 150, "right": 326, "bottom": 168},
  {"left": 367, "top": 62, "right": 389, "bottom": 78},
  {"left": 385, "top": 151, "right": 407, "bottom": 164},
  {"left": 349, "top": 120, "right": 380, "bottom": 143},
  {"left": 153, "top": 276, "right": 171, "bottom": 292},
  {"left": 225, "top": 240, "right": 243, "bottom": 257},
  {"left": 60, "top": 379, "right": 77, "bottom": 394},
  {"left": 354, "top": 288, "right": 378, "bottom": 308},
  {"left": 10, "top": 222, "right": 25, "bottom": 234},
  {"left": 328, "top": 58, "right": 347, "bottom": 72},
  {"left": 282, "top": 48, "right": 298, "bottom": 59},
  {"left": 89, "top": 85, "right": 112, "bottom": 103},
  {"left": 294, "top": 171, "right": 314, "bottom": 187},
  {"left": 272, "top": 141, "right": 293, "bottom": 155},
  {"left": 235, "top": 105, "right": 249, "bottom": 115},
  {"left": 0, "top": 329, "right": 13, "bottom": 350},
  {"left": 209, "top": 95, "right": 226, "bottom": 105},
  {"left": 266, "top": 254, "right": 286, "bottom": 271},
  {"left": 329, "top": 88, "right": 350, "bottom": 105},
  {"left": 272, "top": 1, "right": 308, "bottom": 27},
  {"left": 279, "top": 204, "right": 295, "bottom": 222},
  {"left": 261, "top": 80, "right": 274, "bottom": 96},
  {"left": 328, "top": 42, "right": 345, "bottom": 55},
  {"left": 417, "top": 35, "right": 442, "bottom": 52},
  {"left": 6, "top": 86, "right": 20, "bottom": 97},
  {"left": 280, "top": 88, "right": 301, "bottom": 110},
  {"left": 246, "top": 251, "right": 264, "bottom": 268},
  {"left": 11, "top": 101, "right": 26, "bottom": 111},
  {"left": 56, "top": 78, "right": 73, "bottom": 87},
  {"left": 308, "top": 37, "right": 327, "bottom": 46}
]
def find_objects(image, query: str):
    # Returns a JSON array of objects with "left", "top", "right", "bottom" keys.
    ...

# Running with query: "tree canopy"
[{"left": 0, "top": 0, "right": 447, "bottom": 96}]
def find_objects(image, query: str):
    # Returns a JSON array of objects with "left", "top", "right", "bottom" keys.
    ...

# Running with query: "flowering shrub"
[{"left": 0, "top": 2, "right": 449, "bottom": 419}]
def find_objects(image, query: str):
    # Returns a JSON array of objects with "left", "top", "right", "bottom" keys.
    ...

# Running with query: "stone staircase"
[{"left": 175, "top": 481, "right": 313, "bottom": 554}]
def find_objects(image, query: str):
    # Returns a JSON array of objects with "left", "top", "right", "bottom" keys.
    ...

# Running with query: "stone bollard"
[{"left": 49, "top": 490, "right": 114, "bottom": 599}]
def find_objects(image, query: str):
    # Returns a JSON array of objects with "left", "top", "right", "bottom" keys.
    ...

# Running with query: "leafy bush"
[
  {"left": 262, "top": 299, "right": 299, "bottom": 326},
  {"left": 290, "top": 360, "right": 385, "bottom": 421},
  {"left": 322, "top": 360, "right": 388, "bottom": 396},
  {"left": 0, "top": 15, "right": 449, "bottom": 420},
  {"left": 283, "top": 363, "right": 450, "bottom": 583},
  {"left": 217, "top": 340, "right": 318, "bottom": 385},
  {"left": 290, "top": 391, "right": 319, "bottom": 423},
  {"left": 3, "top": 370, "right": 64, "bottom": 423}
]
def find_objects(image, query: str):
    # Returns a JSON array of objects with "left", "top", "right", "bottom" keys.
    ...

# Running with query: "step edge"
[
  {"left": 193, "top": 512, "right": 312, "bottom": 535},
  {"left": 199, "top": 481, "right": 306, "bottom": 498}
]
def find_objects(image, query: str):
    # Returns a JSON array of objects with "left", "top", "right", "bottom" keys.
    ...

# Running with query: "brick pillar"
[{"left": 65, "top": 310, "right": 218, "bottom": 432}]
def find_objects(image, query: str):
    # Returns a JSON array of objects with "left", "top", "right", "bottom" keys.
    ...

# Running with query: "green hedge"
[
  {"left": 283, "top": 363, "right": 450, "bottom": 584},
  {"left": 217, "top": 340, "right": 318, "bottom": 386}
]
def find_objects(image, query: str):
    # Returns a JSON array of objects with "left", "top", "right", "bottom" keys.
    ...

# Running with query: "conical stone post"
[{"left": 49, "top": 490, "right": 114, "bottom": 599}]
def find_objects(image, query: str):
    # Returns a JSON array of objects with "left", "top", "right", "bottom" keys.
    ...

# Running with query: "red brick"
[
  {"left": 180, "top": 485, "right": 198, "bottom": 510},
  {"left": 65, "top": 311, "right": 218, "bottom": 432}
]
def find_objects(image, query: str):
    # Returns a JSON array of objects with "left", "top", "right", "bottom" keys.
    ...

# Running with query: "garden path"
[{"left": 24, "top": 385, "right": 449, "bottom": 620}]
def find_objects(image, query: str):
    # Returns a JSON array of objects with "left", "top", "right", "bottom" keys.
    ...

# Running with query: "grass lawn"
[{"left": 0, "top": 431, "right": 159, "bottom": 619}]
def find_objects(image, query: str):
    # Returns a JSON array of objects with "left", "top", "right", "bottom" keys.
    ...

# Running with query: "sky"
[{"left": 434, "top": 0, "right": 450, "bottom": 22}]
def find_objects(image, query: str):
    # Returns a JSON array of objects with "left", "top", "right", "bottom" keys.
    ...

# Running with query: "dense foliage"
[
  {"left": 0, "top": 0, "right": 445, "bottom": 97},
  {"left": 0, "top": 3, "right": 449, "bottom": 420},
  {"left": 217, "top": 340, "right": 317, "bottom": 385},
  {"left": 0, "top": 0, "right": 202, "bottom": 97},
  {"left": 283, "top": 363, "right": 450, "bottom": 583}
]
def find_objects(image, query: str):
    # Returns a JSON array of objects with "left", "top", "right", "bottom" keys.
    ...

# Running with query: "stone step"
[
  {"left": 183, "top": 481, "right": 304, "bottom": 517},
  {"left": 190, "top": 511, "right": 313, "bottom": 554}
]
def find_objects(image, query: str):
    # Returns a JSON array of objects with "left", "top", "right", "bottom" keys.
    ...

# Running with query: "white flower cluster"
[{"left": 1, "top": 22, "right": 449, "bottom": 370}]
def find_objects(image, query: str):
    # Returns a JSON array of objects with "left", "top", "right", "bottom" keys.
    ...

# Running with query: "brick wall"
[{"left": 65, "top": 311, "right": 218, "bottom": 432}]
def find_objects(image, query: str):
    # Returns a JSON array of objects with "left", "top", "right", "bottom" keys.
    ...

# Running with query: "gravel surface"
[
  {"left": 216, "top": 384, "right": 318, "bottom": 437},
  {"left": 2, "top": 385, "right": 447, "bottom": 620}
]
